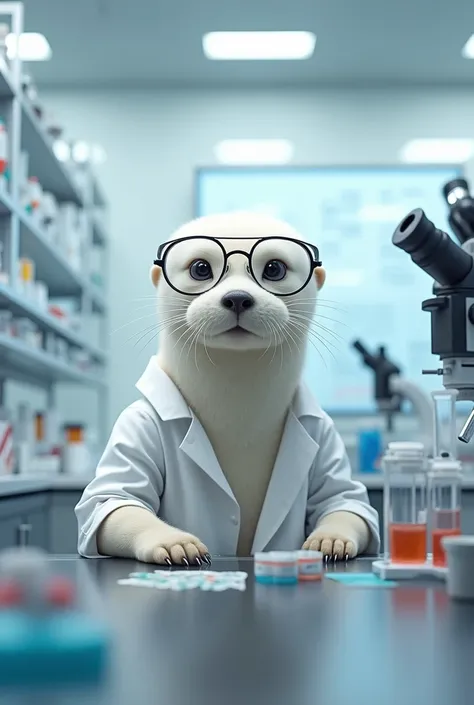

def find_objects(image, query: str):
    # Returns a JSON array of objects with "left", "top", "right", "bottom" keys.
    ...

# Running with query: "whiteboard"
[{"left": 195, "top": 166, "right": 462, "bottom": 413}]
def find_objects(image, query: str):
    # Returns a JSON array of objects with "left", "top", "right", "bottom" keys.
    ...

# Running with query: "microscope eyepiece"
[
  {"left": 392, "top": 208, "right": 473, "bottom": 286},
  {"left": 443, "top": 178, "right": 470, "bottom": 206}
]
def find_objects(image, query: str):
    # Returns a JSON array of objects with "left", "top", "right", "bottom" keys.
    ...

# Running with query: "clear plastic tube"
[{"left": 432, "top": 390, "right": 458, "bottom": 459}]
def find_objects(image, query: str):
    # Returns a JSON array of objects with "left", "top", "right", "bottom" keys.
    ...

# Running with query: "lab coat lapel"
[
  {"left": 180, "top": 415, "right": 235, "bottom": 501},
  {"left": 252, "top": 412, "right": 319, "bottom": 553}
]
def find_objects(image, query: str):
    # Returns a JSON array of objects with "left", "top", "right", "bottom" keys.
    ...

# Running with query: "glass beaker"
[
  {"left": 383, "top": 442, "right": 428, "bottom": 564},
  {"left": 429, "top": 459, "right": 462, "bottom": 567}
]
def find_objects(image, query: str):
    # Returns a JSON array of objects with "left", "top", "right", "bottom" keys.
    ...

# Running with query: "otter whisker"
[
  {"left": 287, "top": 322, "right": 328, "bottom": 370},
  {"left": 257, "top": 320, "right": 275, "bottom": 360},
  {"left": 126, "top": 315, "right": 186, "bottom": 346},
  {"left": 290, "top": 319, "right": 341, "bottom": 356},
  {"left": 267, "top": 321, "right": 279, "bottom": 365},
  {"left": 289, "top": 313, "right": 346, "bottom": 344},
  {"left": 287, "top": 309, "right": 348, "bottom": 328},
  {"left": 112, "top": 311, "right": 172, "bottom": 336},
  {"left": 178, "top": 326, "right": 200, "bottom": 369},
  {"left": 278, "top": 319, "right": 301, "bottom": 356},
  {"left": 202, "top": 326, "right": 216, "bottom": 367},
  {"left": 135, "top": 320, "right": 188, "bottom": 356}
]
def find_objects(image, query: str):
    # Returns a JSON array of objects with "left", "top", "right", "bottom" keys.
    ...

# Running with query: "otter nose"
[{"left": 221, "top": 291, "right": 255, "bottom": 315}]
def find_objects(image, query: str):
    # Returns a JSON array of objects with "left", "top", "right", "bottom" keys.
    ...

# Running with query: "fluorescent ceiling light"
[
  {"left": 462, "top": 34, "right": 474, "bottom": 58},
  {"left": 215, "top": 139, "right": 294, "bottom": 165},
  {"left": 399, "top": 139, "right": 474, "bottom": 164},
  {"left": 72, "top": 141, "right": 90, "bottom": 163},
  {"left": 6, "top": 32, "right": 52, "bottom": 61},
  {"left": 53, "top": 140, "right": 70, "bottom": 163},
  {"left": 203, "top": 31, "right": 316, "bottom": 60}
]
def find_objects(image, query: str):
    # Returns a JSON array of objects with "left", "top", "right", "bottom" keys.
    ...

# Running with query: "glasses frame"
[{"left": 153, "top": 235, "right": 322, "bottom": 297}]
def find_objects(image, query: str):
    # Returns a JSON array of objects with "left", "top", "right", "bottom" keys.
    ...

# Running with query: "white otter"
[{"left": 85, "top": 212, "right": 378, "bottom": 564}]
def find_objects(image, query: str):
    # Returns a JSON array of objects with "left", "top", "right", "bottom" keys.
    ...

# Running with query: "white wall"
[{"left": 41, "top": 86, "right": 474, "bottom": 432}]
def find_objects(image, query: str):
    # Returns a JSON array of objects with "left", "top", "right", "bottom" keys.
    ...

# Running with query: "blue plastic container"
[
  {"left": 0, "top": 610, "right": 109, "bottom": 686},
  {"left": 358, "top": 429, "right": 382, "bottom": 473}
]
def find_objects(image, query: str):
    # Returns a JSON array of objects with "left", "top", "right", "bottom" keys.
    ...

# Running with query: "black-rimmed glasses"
[{"left": 154, "top": 236, "right": 322, "bottom": 297}]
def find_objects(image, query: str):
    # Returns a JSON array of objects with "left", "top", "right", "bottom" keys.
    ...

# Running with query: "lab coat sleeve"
[
  {"left": 75, "top": 402, "right": 164, "bottom": 558},
  {"left": 305, "top": 414, "right": 380, "bottom": 554}
]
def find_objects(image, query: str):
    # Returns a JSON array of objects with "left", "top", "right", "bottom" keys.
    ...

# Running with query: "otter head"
[{"left": 151, "top": 212, "right": 325, "bottom": 353}]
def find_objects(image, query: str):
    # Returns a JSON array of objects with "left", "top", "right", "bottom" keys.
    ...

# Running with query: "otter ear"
[
  {"left": 150, "top": 265, "right": 161, "bottom": 288},
  {"left": 314, "top": 266, "right": 326, "bottom": 290}
]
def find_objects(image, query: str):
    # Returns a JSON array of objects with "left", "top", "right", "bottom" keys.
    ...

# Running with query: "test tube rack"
[{"left": 372, "top": 557, "right": 447, "bottom": 581}]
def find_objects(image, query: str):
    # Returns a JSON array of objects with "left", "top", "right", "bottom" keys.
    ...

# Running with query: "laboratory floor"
[{"left": 2, "top": 556, "right": 473, "bottom": 705}]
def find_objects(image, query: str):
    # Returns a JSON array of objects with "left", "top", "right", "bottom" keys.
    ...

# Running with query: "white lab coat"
[{"left": 76, "top": 357, "right": 380, "bottom": 557}]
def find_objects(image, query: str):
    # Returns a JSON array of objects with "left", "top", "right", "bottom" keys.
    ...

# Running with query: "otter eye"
[
  {"left": 189, "top": 259, "right": 213, "bottom": 281},
  {"left": 263, "top": 260, "right": 287, "bottom": 281}
]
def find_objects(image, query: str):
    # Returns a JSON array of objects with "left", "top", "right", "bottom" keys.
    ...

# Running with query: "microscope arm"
[{"left": 390, "top": 376, "right": 433, "bottom": 455}]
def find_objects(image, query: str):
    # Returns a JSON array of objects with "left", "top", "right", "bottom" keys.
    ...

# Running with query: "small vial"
[
  {"left": 429, "top": 458, "right": 462, "bottom": 567},
  {"left": 383, "top": 442, "right": 428, "bottom": 565},
  {"left": 296, "top": 551, "right": 323, "bottom": 581},
  {"left": 254, "top": 552, "right": 298, "bottom": 585}
]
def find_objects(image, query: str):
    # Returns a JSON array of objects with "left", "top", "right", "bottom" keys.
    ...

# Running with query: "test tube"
[
  {"left": 429, "top": 458, "right": 462, "bottom": 567},
  {"left": 432, "top": 390, "right": 458, "bottom": 459},
  {"left": 383, "top": 442, "right": 428, "bottom": 564}
]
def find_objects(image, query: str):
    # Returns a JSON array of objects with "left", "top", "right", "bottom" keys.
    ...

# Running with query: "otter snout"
[{"left": 221, "top": 291, "right": 255, "bottom": 315}]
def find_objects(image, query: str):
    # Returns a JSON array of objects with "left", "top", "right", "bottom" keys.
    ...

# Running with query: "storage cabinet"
[
  {"left": 0, "top": 490, "right": 80, "bottom": 553},
  {"left": 49, "top": 490, "right": 82, "bottom": 554},
  {"left": 0, "top": 493, "right": 50, "bottom": 550}
]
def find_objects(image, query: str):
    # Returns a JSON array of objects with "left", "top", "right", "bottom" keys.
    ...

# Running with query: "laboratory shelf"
[
  {"left": 0, "top": 183, "right": 15, "bottom": 215},
  {"left": 0, "top": 283, "right": 107, "bottom": 363},
  {"left": 92, "top": 214, "right": 108, "bottom": 247},
  {"left": 0, "top": 2, "right": 109, "bottom": 446},
  {"left": 92, "top": 175, "right": 107, "bottom": 208},
  {"left": 0, "top": 333, "right": 105, "bottom": 387},
  {"left": 20, "top": 96, "right": 84, "bottom": 205},
  {"left": 89, "top": 285, "right": 107, "bottom": 314},
  {"left": 18, "top": 210, "right": 84, "bottom": 297},
  {"left": 0, "top": 57, "right": 14, "bottom": 98}
]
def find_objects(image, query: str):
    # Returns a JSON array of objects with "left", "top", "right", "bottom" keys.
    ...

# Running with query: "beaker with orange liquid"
[{"left": 383, "top": 441, "right": 428, "bottom": 565}]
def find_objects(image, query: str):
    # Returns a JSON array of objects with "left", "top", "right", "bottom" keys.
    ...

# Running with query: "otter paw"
[
  {"left": 302, "top": 531, "right": 357, "bottom": 560},
  {"left": 135, "top": 528, "right": 210, "bottom": 566}
]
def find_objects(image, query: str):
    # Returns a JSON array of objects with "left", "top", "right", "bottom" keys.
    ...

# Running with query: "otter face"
[{"left": 154, "top": 228, "right": 324, "bottom": 353}]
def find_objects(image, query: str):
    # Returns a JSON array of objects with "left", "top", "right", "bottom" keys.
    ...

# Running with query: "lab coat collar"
[
  {"left": 136, "top": 356, "right": 192, "bottom": 421},
  {"left": 137, "top": 355, "right": 325, "bottom": 422}
]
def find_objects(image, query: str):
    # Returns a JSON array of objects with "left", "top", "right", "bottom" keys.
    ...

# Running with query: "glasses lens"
[
  {"left": 251, "top": 238, "right": 313, "bottom": 295},
  {"left": 163, "top": 238, "right": 225, "bottom": 294}
]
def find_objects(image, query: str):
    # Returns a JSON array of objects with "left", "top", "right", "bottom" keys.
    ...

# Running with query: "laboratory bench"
[{"left": 1, "top": 555, "right": 472, "bottom": 705}]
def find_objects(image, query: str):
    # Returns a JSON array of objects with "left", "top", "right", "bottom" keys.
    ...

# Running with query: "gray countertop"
[
  {"left": 1, "top": 555, "right": 472, "bottom": 705},
  {"left": 0, "top": 473, "right": 92, "bottom": 496}
]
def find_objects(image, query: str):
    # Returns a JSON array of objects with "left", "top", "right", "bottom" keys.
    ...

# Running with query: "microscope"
[
  {"left": 391, "top": 177, "right": 474, "bottom": 443},
  {"left": 351, "top": 340, "right": 433, "bottom": 453}
]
